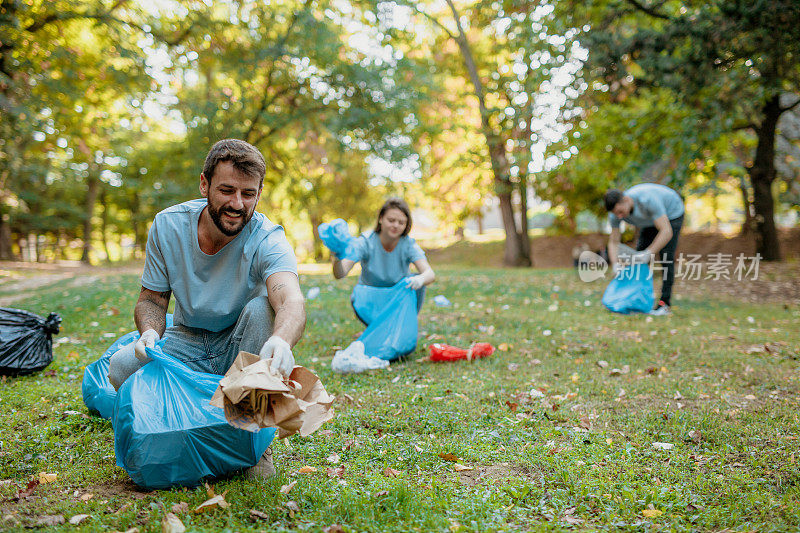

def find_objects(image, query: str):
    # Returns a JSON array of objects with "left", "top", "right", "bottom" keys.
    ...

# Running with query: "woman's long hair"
[{"left": 374, "top": 197, "right": 412, "bottom": 236}]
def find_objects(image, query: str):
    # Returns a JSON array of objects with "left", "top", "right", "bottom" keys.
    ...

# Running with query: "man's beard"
[{"left": 207, "top": 201, "right": 252, "bottom": 236}]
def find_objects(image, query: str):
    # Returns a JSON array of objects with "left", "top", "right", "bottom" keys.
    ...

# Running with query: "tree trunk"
[
  {"left": 738, "top": 176, "right": 754, "bottom": 236},
  {"left": 519, "top": 178, "right": 531, "bottom": 259},
  {"left": 0, "top": 212, "right": 13, "bottom": 260},
  {"left": 81, "top": 173, "right": 100, "bottom": 264},
  {"left": 477, "top": 212, "right": 484, "bottom": 234},
  {"left": 749, "top": 95, "right": 782, "bottom": 261},
  {"left": 100, "top": 187, "right": 112, "bottom": 262},
  {"left": 444, "top": 0, "right": 530, "bottom": 267},
  {"left": 309, "top": 212, "right": 324, "bottom": 262}
]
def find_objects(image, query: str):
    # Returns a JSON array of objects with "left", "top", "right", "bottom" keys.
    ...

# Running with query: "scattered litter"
[
  {"left": 429, "top": 343, "right": 495, "bottom": 362},
  {"left": 306, "top": 287, "right": 321, "bottom": 300},
  {"left": 652, "top": 442, "right": 674, "bottom": 450},
  {"left": 433, "top": 295, "right": 452, "bottom": 307},
  {"left": 331, "top": 341, "right": 389, "bottom": 374},
  {"left": 210, "top": 351, "right": 334, "bottom": 438}
]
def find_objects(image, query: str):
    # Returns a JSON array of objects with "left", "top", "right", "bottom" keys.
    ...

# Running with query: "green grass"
[{"left": 1, "top": 266, "right": 799, "bottom": 531}]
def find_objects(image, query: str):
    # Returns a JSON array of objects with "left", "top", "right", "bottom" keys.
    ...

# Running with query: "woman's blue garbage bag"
[
  {"left": 351, "top": 280, "right": 418, "bottom": 360},
  {"left": 318, "top": 219, "right": 357, "bottom": 260},
  {"left": 82, "top": 316, "right": 173, "bottom": 420},
  {"left": 602, "top": 263, "right": 655, "bottom": 314}
]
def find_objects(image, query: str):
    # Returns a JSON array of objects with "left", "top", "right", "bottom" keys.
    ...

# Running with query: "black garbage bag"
[{"left": 0, "top": 307, "right": 62, "bottom": 375}]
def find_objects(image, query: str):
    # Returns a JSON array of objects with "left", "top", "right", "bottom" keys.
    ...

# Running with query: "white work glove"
[
  {"left": 134, "top": 329, "right": 160, "bottom": 362},
  {"left": 405, "top": 275, "right": 426, "bottom": 290},
  {"left": 631, "top": 250, "right": 653, "bottom": 265},
  {"left": 259, "top": 335, "right": 295, "bottom": 378}
]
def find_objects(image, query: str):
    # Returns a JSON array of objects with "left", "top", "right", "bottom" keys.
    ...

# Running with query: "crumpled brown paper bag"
[{"left": 209, "top": 351, "right": 334, "bottom": 438}]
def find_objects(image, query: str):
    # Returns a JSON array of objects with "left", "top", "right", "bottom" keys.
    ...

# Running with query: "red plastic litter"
[{"left": 429, "top": 343, "right": 495, "bottom": 362}]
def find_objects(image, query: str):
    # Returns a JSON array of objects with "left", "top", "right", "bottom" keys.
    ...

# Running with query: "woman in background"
[{"left": 332, "top": 197, "right": 435, "bottom": 320}]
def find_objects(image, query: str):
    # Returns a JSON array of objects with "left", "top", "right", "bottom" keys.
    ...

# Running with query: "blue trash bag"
[
  {"left": 602, "top": 263, "right": 655, "bottom": 314},
  {"left": 82, "top": 315, "right": 174, "bottom": 420},
  {"left": 351, "top": 280, "right": 418, "bottom": 361},
  {"left": 113, "top": 343, "right": 275, "bottom": 490},
  {"left": 318, "top": 219, "right": 357, "bottom": 260}
]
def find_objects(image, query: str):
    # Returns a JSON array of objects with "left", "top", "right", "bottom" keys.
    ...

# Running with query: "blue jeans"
[{"left": 108, "top": 296, "right": 274, "bottom": 389}]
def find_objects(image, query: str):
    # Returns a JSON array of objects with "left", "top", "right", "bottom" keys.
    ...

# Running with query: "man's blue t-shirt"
[
  {"left": 141, "top": 199, "right": 298, "bottom": 332},
  {"left": 609, "top": 183, "right": 684, "bottom": 229},
  {"left": 349, "top": 232, "right": 426, "bottom": 287}
]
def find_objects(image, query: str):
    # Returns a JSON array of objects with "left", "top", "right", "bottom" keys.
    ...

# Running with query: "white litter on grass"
[
  {"left": 543, "top": 330, "right": 552, "bottom": 336},
  {"left": 652, "top": 442, "right": 674, "bottom": 450},
  {"left": 529, "top": 389, "right": 545, "bottom": 398},
  {"left": 433, "top": 295, "right": 452, "bottom": 307},
  {"left": 331, "top": 341, "right": 389, "bottom": 374},
  {"left": 306, "top": 287, "right": 321, "bottom": 300}
]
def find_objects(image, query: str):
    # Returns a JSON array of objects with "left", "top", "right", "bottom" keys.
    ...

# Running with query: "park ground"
[{"left": 0, "top": 234, "right": 799, "bottom": 532}]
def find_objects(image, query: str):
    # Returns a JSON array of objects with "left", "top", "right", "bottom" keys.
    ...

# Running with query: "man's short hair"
[
  {"left": 604, "top": 189, "right": 624, "bottom": 212},
  {"left": 203, "top": 139, "right": 266, "bottom": 186}
]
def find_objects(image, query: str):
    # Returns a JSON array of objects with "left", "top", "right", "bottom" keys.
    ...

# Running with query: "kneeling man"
[{"left": 108, "top": 138, "right": 306, "bottom": 479}]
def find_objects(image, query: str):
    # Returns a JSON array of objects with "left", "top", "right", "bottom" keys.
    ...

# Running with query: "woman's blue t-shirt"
[{"left": 349, "top": 232, "right": 426, "bottom": 287}]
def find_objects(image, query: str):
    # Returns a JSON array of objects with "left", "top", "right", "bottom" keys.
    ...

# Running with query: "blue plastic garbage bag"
[
  {"left": 113, "top": 343, "right": 275, "bottom": 490},
  {"left": 351, "top": 280, "right": 418, "bottom": 361},
  {"left": 602, "top": 263, "right": 655, "bottom": 314},
  {"left": 318, "top": 219, "right": 357, "bottom": 260},
  {"left": 82, "top": 316, "right": 174, "bottom": 420}
]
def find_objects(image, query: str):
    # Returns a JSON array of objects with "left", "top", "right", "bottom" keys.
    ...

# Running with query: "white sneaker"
[{"left": 649, "top": 303, "right": 671, "bottom": 316}]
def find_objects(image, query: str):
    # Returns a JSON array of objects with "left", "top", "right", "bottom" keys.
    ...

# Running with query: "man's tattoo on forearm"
[{"left": 271, "top": 283, "right": 287, "bottom": 293}]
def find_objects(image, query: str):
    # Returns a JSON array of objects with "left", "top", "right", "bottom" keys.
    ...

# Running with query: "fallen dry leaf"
[
  {"left": 69, "top": 514, "right": 90, "bottom": 525},
  {"left": 641, "top": 509, "right": 663, "bottom": 518},
  {"left": 13, "top": 479, "right": 38, "bottom": 500},
  {"left": 326, "top": 466, "right": 345, "bottom": 478},
  {"left": 38, "top": 472, "right": 57, "bottom": 484},
  {"left": 284, "top": 501, "right": 300, "bottom": 518},
  {"left": 80, "top": 493, "right": 93, "bottom": 501},
  {"left": 688, "top": 430, "right": 702, "bottom": 444},
  {"left": 596, "top": 360, "right": 609, "bottom": 369},
  {"left": 382, "top": 468, "right": 401, "bottom": 478},
  {"left": 171, "top": 502, "right": 189, "bottom": 514},
  {"left": 298, "top": 466, "right": 317, "bottom": 474},
  {"left": 250, "top": 509, "right": 269, "bottom": 521},
  {"left": 194, "top": 494, "right": 230, "bottom": 513},
  {"left": 438, "top": 453, "right": 459, "bottom": 462},
  {"left": 280, "top": 481, "right": 297, "bottom": 494},
  {"left": 453, "top": 464, "right": 473, "bottom": 472},
  {"left": 498, "top": 343, "right": 509, "bottom": 351},
  {"left": 375, "top": 490, "right": 389, "bottom": 497},
  {"left": 579, "top": 417, "right": 591, "bottom": 430},
  {"left": 323, "top": 525, "right": 345, "bottom": 533},
  {"left": 162, "top": 512, "right": 186, "bottom": 533}
]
